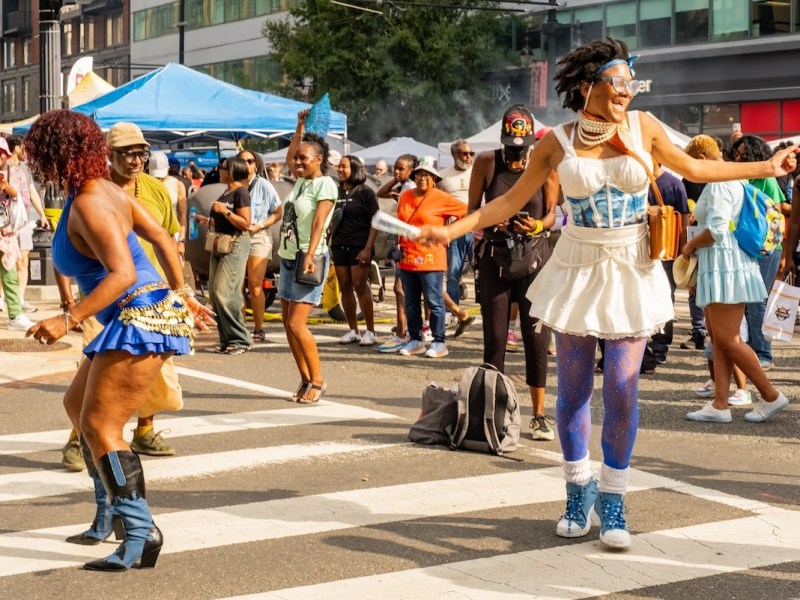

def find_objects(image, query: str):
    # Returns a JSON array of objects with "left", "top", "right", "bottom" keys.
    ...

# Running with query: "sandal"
[
  {"left": 253, "top": 329, "right": 265, "bottom": 343},
  {"left": 225, "top": 345, "right": 247, "bottom": 355},
  {"left": 298, "top": 382, "right": 327, "bottom": 404},
  {"left": 290, "top": 381, "right": 311, "bottom": 402}
]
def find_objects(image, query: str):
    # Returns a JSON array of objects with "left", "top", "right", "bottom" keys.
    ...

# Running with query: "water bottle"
[{"left": 188, "top": 206, "right": 198, "bottom": 240}]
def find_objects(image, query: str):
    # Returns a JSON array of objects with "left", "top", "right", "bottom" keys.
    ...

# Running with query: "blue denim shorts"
[{"left": 277, "top": 253, "right": 330, "bottom": 305}]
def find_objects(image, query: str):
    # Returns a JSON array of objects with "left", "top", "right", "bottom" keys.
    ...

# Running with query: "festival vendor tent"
[
  {"left": 13, "top": 63, "right": 347, "bottom": 143},
  {"left": 260, "top": 136, "right": 366, "bottom": 164},
  {"left": 0, "top": 71, "right": 115, "bottom": 135},
  {"left": 353, "top": 137, "right": 439, "bottom": 167}
]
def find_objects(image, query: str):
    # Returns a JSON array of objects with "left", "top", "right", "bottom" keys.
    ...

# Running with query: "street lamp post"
[{"left": 38, "top": 0, "right": 64, "bottom": 113}]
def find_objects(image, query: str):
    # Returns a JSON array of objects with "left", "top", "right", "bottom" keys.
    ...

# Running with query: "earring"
[{"left": 582, "top": 83, "right": 594, "bottom": 111}]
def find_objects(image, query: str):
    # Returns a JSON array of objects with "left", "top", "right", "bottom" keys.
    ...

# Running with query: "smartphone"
[
  {"left": 510, "top": 211, "right": 529, "bottom": 225},
  {"left": 732, "top": 122, "right": 742, "bottom": 133}
]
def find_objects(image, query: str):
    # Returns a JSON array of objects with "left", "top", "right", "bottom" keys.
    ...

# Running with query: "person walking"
[{"left": 418, "top": 38, "right": 797, "bottom": 550}]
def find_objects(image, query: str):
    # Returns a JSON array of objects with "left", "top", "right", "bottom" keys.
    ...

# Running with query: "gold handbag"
[{"left": 608, "top": 135, "right": 682, "bottom": 261}]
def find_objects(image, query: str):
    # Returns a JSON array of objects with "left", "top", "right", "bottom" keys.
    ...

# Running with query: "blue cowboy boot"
[
  {"left": 65, "top": 438, "right": 124, "bottom": 545},
  {"left": 83, "top": 450, "right": 163, "bottom": 571}
]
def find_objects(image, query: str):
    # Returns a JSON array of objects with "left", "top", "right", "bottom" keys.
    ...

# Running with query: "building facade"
[{"left": 0, "top": 0, "right": 131, "bottom": 122}]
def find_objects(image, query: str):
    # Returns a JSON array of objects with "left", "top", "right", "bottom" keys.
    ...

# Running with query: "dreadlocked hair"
[
  {"left": 301, "top": 133, "right": 330, "bottom": 174},
  {"left": 555, "top": 37, "right": 631, "bottom": 112}
]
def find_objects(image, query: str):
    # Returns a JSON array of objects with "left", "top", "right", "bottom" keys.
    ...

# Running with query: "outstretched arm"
[{"left": 286, "top": 109, "right": 308, "bottom": 180}]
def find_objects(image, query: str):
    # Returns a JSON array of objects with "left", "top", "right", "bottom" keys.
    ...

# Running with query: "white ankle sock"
[
  {"left": 599, "top": 464, "right": 629, "bottom": 494},
  {"left": 563, "top": 455, "right": 592, "bottom": 486}
]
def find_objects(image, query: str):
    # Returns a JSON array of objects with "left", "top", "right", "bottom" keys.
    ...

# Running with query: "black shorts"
[{"left": 331, "top": 244, "right": 371, "bottom": 267}]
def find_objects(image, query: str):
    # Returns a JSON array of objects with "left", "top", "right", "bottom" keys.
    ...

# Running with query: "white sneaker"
[
  {"left": 377, "top": 335, "right": 408, "bottom": 353},
  {"left": 398, "top": 339, "right": 427, "bottom": 356},
  {"left": 693, "top": 379, "right": 714, "bottom": 398},
  {"left": 424, "top": 342, "right": 449, "bottom": 358},
  {"left": 20, "top": 299, "right": 38, "bottom": 313},
  {"left": 687, "top": 401, "right": 732, "bottom": 423},
  {"left": 8, "top": 314, "right": 36, "bottom": 332},
  {"left": 338, "top": 329, "right": 361, "bottom": 344},
  {"left": 727, "top": 389, "right": 752, "bottom": 406},
  {"left": 359, "top": 330, "right": 377, "bottom": 346},
  {"left": 745, "top": 391, "right": 789, "bottom": 422}
]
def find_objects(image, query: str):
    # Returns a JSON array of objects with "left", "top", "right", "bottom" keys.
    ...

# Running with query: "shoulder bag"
[{"left": 607, "top": 134, "right": 682, "bottom": 261}]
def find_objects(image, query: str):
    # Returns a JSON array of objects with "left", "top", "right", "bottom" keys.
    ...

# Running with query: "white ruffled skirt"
[{"left": 526, "top": 223, "right": 674, "bottom": 339}]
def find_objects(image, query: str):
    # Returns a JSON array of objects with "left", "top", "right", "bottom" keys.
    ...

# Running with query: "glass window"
[
  {"left": 607, "top": 2, "right": 637, "bottom": 49},
  {"left": 554, "top": 11, "right": 572, "bottom": 57},
  {"left": 675, "top": 0, "right": 709, "bottom": 43},
  {"left": 22, "top": 76, "right": 30, "bottom": 112},
  {"left": 639, "top": 0, "right": 671, "bottom": 47},
  {"left": 133, "top": 11, "right": 146, "bottom": 42},
  {"left": 4, "top": 40, "right": 16, "bottom": 70},
  {"left": 106, "top": 12, "right": 123, "bottom": 46},
  {"left": 523, "top": 15, "right": 545, "bottom": 61},
  {"left": 80, "top": 18, "right": 95, "bottom": 52},
  {"left": 751, "top": 0, "right": 791, "bottom": 36},
  {"left": 22, "top": 38, "right": 31, "bottom": 65},
  {"left": 701, "top": 103, "right": 739, "bottom": 139},
  {"left": 63, "top": 22, "right": 74, "bottom": 56},
  {"left": 573, "top": 7, "right": 603, "bottom": 47},
  {"left": 660, "top": 105, "right": 701, "bottom": 136},
  {"left": 712, "top": 0, "right": 748, "bottom": 41},
  {"left": 2, "top": 81, "right": 17, "bottom": 114}
]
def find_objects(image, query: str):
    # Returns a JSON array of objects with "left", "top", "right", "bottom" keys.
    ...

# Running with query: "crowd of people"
[{"left": 1, "top": 36, "right": 798, "bottom": 571}]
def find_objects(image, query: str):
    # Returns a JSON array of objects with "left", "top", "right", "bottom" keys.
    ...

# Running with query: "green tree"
[{"left": 263, "top": 0, "right": 511, "bottom": 146}]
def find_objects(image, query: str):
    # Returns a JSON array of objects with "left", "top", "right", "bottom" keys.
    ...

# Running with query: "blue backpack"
[{"left": 732, "top": 182, "right": 784, "bottom": 258}]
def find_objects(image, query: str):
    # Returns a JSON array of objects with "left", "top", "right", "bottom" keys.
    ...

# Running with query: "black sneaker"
[{"left": 680, "top": 332, "right": 705, "bottom": 350}]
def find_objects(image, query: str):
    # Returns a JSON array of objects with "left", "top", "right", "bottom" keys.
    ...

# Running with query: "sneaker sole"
[
  {"left": 62, "top": 460, "right": 87, "bottom": 472},
  {"left": 686, "top": 413, "right": 732, "bottom": 423},
  {"left": 531, "top": 430, "right": 555, "bottom": 441},
  {"left": 130, "top": 445, "right": 177, "bottom": 456},
  {"left": 599, "top": 529, "right": 632, "bottom": 549},
  {"left": 693, "top": 391, "right": 713, "bottom": 398},
  {"left": 400, "top": 349, "right": 427, "bottom": 356}
]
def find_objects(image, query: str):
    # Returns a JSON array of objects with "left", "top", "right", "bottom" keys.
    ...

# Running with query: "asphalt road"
[{"left": 1, "top": 285, "right": 799, "bottom": 600}]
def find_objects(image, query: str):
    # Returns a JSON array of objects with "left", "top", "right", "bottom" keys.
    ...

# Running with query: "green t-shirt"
[
  {"left": 132, "top": 173, "right": 180, "bottom": 277},
  {"left": 278, "top": 176, "right": 338, "bottom": 260},
  {"left": 750, "top": 177, "right": 786, "bottom": 204}
]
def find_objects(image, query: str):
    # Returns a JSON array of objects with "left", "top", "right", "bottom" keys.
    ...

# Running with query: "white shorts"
[
  {"left": 249, "top": 230, "right": 273, "bottom": 260},
  {"left": 17, "top": 228, "right": 33, "bottom": 252}
]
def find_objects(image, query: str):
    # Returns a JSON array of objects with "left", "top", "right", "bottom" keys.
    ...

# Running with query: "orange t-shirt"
[{"left": 396, "top": 188, "right": 467, "bottom": 271}]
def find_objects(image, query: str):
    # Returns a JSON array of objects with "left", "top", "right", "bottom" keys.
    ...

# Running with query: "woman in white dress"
[{"left": 418, "top": 38, "right": 797, "bottom": 551}]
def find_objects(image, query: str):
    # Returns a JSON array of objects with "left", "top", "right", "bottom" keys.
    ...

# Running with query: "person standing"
[
  {"left": 418, "top": 38, "right": 797, "bottom": 550},
  {"left": 239, "top": 150, "right": 282, "bottom": 343},
  {"left": 469, "top": 105, "right": 559, "bottom": 441},
  {"left": 61, "top": 122, "right": 184, "bottom": 470},
  {"left": 333, "top": 155, "right": 380, "bottom": 346},
  {"left": 278, "top": 110, "right": 337, "bottom": 403},
  {"left": 149, "top": 151, "right": 187, "bottom": 258}
]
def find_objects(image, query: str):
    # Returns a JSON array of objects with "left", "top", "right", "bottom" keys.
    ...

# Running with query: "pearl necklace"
[{"left": 576, "top": 110, "right": 619, "bottom": 148}]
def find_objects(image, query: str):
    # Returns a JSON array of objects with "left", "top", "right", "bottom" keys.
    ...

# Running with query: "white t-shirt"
[{"left": 438, "top": 165, "right": 472, "bottom": 204}]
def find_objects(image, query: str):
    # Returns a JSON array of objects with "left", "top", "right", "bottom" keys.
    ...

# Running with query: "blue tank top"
[{"left": 52, "top": 195, "right": 163, "bottom": 325}]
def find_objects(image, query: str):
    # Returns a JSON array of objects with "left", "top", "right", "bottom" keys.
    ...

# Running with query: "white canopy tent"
[
  {"left": 260, "top": 136, "right": 366, "bottom": 163},
  {"left": 438, "top": 117, "right": 548, "bottom": 167},
  {"left": 353, "top": 137, "right": 439, "bottom": 167}
]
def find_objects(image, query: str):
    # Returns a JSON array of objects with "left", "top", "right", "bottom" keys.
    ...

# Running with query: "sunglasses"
[
  {"left": 597, "top": 76, "right": 643, "bottom": 97},
  {"left": 115, "top": 150, "right": 150, "bottom": 163},
  {"left": 243, "top": 158, "right": 256, "bottom": 165},
  {"left": 458, "top": 151, "right": 475, "bottom": 157}
]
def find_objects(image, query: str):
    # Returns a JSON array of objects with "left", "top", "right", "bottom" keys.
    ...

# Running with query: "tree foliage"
[{"left": 263, "top": 0, "right": 510, "bottom": 146}]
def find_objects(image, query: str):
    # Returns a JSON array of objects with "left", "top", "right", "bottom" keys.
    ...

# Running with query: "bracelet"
[
  {"left": 64, "top": 310, "right": 80, "bottom": 331},
  {"left": 175, "top": 287, "right": 195, "bottom": 299},
  {"left": 527, "top": 220, "right": 544, "bottom": 236}
]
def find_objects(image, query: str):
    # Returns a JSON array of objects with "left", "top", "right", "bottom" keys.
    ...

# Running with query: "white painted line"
[
  {"left": 175, "top": 366, "right": 294, "bottom": 398},
  {"left": 224, "top": 508, "right": 800, "bottom": 600},
  {"left": 0, "top": 402, "right": 398, "bottom": 456},
  {"left": 0, "top": 468, "right": 570, "bottom": 577},
  {"left": 0, "top": 441, "right": 399, "bottom": 503}
]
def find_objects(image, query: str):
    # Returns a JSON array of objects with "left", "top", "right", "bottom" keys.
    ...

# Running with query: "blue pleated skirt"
[
  {"left": 695, "top": 230, "right": 766, "bottom": 308},
  {"left": 84, "top": 285, "right": 193, "bottom": 359}
]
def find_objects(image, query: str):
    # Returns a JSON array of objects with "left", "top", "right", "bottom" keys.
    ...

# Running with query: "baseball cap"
[
  {"left": 0, "top": 137, "right": 10, "bottom": 157},
  {"left": 106, "top": 122, "right": 150, "bottom": 149},
  {"left": 500, "top": 105, "right": 535, "bottom": 147},
  {"left": 149, "top": 151, "right": 169, "bottom": 178}
]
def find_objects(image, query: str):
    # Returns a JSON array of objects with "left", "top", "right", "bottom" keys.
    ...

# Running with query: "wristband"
[{"left": 527, "top": 220, "right": 544, "bottom": 236}]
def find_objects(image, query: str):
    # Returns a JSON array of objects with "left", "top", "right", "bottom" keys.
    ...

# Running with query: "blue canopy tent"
[{"left": 14, "top": 63, "right": 347, "bottom": 144}]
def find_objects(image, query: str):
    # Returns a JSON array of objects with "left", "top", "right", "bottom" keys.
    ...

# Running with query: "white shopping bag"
[{"left": 762, "top": 277, "right": 800, "bottom": 342}]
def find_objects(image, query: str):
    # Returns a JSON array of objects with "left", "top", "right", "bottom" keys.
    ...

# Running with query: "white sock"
[
  {"left": 599, "top": 464, "right": 629, "bottom": 494},
  {"left": 563, "top": 455, "right": 592, "bottom": 486}
]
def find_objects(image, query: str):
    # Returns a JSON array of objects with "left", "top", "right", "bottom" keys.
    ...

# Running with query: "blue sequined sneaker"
[
  {"left": 556, "top": 478, "right": 598, "bottom": 538},
  {"left": 595, "top": 491, "right": 631, "bottom": 549}
]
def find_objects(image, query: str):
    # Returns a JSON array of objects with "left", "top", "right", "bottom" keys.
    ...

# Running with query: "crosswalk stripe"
[
  {"left": 0, "top": 402, "right": 398, "bottom": 456},
  {"left": 224, "top": 506, "right": 800, "bottom": 600},
  {"left": 0, "top": 441, "right": 399, "bottom": 503}
]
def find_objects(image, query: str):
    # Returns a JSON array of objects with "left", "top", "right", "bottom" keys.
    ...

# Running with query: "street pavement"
[{"left": 1, "top": 284, "right": 799, "bottom": 600}]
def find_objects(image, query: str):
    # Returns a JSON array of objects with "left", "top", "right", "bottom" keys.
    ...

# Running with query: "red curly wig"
[{"left": 24, "top": 110, "right": 108, "bottom": 192}]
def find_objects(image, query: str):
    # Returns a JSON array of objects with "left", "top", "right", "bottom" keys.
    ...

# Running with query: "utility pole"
[
  {"left": 178, "top": 0, "right": 186, "bottom": 64},
  {"left": 38, "top": 0, "right": 64, "bottom": 113}
]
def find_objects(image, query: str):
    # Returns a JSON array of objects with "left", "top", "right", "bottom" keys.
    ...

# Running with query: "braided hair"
[
  {"left": 554, "top": 38, "right": 632, "bottom": 112},
  {"left": 301, "top": 132, "right": 330, "bottom": 174}
]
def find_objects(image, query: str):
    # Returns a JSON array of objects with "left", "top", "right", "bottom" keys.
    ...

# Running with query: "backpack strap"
[{"left": 481, "top": 368, "right": 503, "bottom": 456}]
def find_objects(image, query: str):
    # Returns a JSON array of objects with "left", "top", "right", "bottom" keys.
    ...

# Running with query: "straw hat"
[{"left": 673, "top": 254, "right": 698, "bottom": 289}]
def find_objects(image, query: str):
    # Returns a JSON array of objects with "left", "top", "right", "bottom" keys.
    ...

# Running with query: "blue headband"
[{"left": 596, "top": 55, "right": 639, "bottom": 77}]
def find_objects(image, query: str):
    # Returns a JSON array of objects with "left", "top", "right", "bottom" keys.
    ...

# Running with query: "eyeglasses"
[
  {"left": 414, "top": 172, "right": 432, "bottom": 179},
  {"left": 597, "top": 76, "right": 643, "bottom": 97},
  {"left": 457, "top": 151, "right": 475, "bottom": 157},
  {"left": 243, "top": 158, "right": 256, "bottom": 165},
  {"left": 114, "top": 150, "right": 150, "bottom": 163}
]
